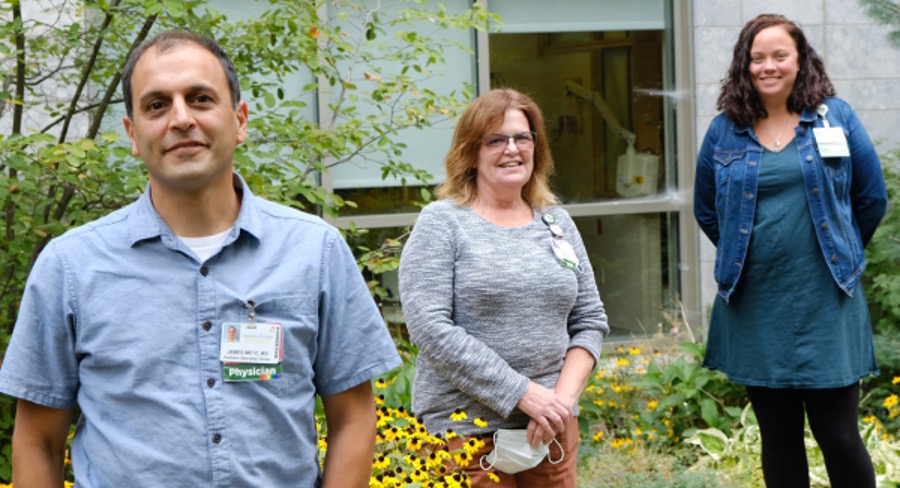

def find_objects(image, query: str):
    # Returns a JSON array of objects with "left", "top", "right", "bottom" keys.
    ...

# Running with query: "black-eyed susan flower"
[
  {"left": 453, "top": 451, "right": 472, "bottom": 468},
  {"left": 449, "top": 408, "right": 468, "bottom": 421},
  {"left": 463, "top": 437, "right": 484, "bottom": 455},
  {"left": 473, "top": 417, "right": 488, "bottom": 428},
  {"left": 373, "top": 454, "right": 391, "bottom": 471},
  {"left": 487, "top": 471, "right": 501, "bottom": 483}
]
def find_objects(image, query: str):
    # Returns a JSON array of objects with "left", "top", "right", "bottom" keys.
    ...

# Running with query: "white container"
[{"left": 616, "top": 145, "right": 659, "bottom": 198}]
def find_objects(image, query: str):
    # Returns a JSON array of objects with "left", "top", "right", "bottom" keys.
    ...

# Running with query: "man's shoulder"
[
  {"left": 250, "top": 195, "right": 340, "bottom": 237},
  {"left": 52, "top": 201, "right": 136, "bottom": 246}
]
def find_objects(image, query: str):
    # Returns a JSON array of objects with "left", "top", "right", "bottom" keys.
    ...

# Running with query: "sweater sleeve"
[
  {"left": 552, "top": 209, "right": 609, "bottom": 362},
  {"left": 398, "top": 202, "right": 530, "bottom": 418}
]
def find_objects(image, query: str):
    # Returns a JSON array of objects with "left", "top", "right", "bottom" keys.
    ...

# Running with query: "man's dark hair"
[
  {"left": 717, "top": 13, "right": 836, "bottom": 127},
  {"left": 121, "top": 31, "right": 241, "bottom": 118}
]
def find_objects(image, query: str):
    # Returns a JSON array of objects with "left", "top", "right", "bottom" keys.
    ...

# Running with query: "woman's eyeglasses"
[{"left": 483, "top": 131, "right": 537, "bottom": 151}]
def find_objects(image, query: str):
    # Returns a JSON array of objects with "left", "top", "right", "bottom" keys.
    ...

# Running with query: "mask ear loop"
[
  {"left": 547, "top": 438, "right": 565, "bottom": 464},
  {"left": 479, "top": 431, "right": 501, "bottom": 471}
]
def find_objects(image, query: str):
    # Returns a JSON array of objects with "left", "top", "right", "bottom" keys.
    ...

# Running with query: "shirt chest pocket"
[
  {"left": 713, "top": 149, "right": 746, "bottom": 188},
  {"left": 229, "top": 295, "right": 318, "bottom": 398}
]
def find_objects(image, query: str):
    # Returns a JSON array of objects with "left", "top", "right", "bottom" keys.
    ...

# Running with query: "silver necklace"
[{"left": 765, "top": 115, "right": 793, "bottom": 151}]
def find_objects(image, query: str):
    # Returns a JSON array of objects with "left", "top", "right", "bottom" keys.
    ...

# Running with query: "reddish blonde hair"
[{"left": 436, "top": 88, "right": 557, "bottom": 207}]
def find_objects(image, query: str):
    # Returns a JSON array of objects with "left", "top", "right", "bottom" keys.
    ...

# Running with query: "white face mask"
[{"left": 479, "top": 429, "right": 564, "bottom": 474}]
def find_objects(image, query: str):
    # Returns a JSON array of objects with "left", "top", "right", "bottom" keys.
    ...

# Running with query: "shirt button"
[
  {"left": 744, "top": 193, "right": 754, "bottom": 199},
  {"left": 799, "top": 128, "right": 806, "bottom": 136},
  {"left": 739, "top": 228, "right": 749, "bottom": 234},
  {"left": 812, "top": 187, "right": 820, "bottom": 196},
  {"left": 202, "top": 321, "right": 212, "bottom": 331},
  {"left": 831, "top": 255, "right": 838, "bottom": 264},
  {"left": 207, "top": 378, "right": 216, "bottom": 388},
  {"left": 200, "top": 266, "right": 209, "bottom": 276},
  {"left": 212, "top": 434, "right": 222, "bottom": 444},
  {"left": 821, "top": 223, "right": 829, "bottom": 231},
  {"left": 806, "top": 155, "right": 814, "bottom": 163}
]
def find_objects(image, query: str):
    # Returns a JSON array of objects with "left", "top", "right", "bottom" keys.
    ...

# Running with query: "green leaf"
[{"left": 686, "top": 428, "right": 729, "bottom": 459}]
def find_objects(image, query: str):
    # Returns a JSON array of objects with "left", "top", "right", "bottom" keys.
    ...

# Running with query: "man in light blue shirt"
[{"left": 0, "top": 31, "right": 401, "bottom": 487}]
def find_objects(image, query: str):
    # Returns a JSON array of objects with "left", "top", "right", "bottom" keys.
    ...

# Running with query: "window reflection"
[
  {"left": 574, "top": 213, "right": 678, "bottom": 340},
  {"left": 489, "top": 31, "right": 666, "bottom": 203}
]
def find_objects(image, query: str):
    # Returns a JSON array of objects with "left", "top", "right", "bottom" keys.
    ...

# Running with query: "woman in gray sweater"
[{"left": 399, "top": 88, "right": 609, "bottom": 487}]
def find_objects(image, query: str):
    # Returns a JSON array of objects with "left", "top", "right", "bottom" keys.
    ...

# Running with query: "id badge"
[
  {"left": 813, "top": 127, "right": 851, "bottom": 158},
  {"left": 220, "top": 322, "right": 284, "bottom": 382},
  {"left": 550, "top": 239, "right": 581, "bottom": 272}
]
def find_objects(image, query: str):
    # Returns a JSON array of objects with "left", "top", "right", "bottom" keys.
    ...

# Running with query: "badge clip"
[{"left": 245, "top": 299, "right": 256, "bottom": 321}]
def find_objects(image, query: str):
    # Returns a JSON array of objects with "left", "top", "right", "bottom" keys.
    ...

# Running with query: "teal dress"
[{"left": 703, "top": 140, "right": 878, "bottom": 388}]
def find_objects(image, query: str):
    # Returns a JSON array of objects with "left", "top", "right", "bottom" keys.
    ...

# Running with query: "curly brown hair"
[
  {"left": 717, "top": 13, "right": 835, "bottom": 127},
  {"left": 435, "top": 88, "right": 557, "bottom": 208}
]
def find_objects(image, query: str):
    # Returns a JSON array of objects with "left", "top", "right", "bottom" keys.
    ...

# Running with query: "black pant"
[{"left": 746, "top": 383, "right": 875, "bottom": 488}]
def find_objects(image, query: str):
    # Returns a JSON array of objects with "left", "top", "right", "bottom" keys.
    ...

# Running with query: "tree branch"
[
  {"left": 4, "top": 0, "right": 26, "bottom": 333},
  {"left": 58, "top": 0, "right": 121, "bottom": 143},
  {"left": 28, "top": 10, "right": 158, "bottom": 274}
]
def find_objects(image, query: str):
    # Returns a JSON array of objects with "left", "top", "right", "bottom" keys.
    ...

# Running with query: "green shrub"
[{"left": 578, "top": 328, "right": 747, "bottom": 451}]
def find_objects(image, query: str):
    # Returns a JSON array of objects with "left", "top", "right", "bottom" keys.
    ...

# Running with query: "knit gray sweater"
[{"left": 399, "top": 199, "right": 609, "bottom": 437}]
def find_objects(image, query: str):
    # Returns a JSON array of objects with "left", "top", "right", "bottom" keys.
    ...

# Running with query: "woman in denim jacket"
[{"left": 693, "top": 14, "right": 887, "bottom": 488}]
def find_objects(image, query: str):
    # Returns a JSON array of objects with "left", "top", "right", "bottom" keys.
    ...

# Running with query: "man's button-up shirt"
[{"left": 0, "top": 173, "right": 401, "bottom": 487}]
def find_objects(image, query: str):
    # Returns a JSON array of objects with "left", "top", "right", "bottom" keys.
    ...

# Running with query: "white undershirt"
[{"left": 178, "top": 228, "right": 232, "bottom": 262}]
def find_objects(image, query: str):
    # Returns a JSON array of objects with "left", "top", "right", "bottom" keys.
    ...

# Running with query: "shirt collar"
[{"left": 127, "top": 172, "right": 263, "bottom": 247}]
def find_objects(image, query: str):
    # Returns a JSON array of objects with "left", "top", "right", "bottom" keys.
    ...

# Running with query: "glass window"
[
  {"left": 328, "top": 0, "right": 478, "bottom": 216},
  {"left": 489, "top": 30, "right": 667, "bottom": 202},
  {"left": 487, "top": 0, "right": 681, "bottom": 342},
  {"left": 574, "top": 213, "right": 679, "bottom": 340}
]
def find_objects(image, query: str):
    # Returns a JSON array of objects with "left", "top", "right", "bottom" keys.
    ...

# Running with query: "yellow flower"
[
  {"left": 474, "top": 417, "right": 488, "bottom": 428},
  {"left": 863, "top": 415, "right": 877, "bottom": 423},
  {"left": 454, "top": 451, "right": 473, "bottom": 468},
  {"left": 893, "top": 376, "right": 900, "bottom": 385},
  {"left": 411, "top": 469, "right": 429, "bottom": 482},
  {"left": 375, "top": 378, "right": 388, "bottom": 389},
  {"left": 615, "top": 358, "right": 630, "bottom": 367},
  {"left": 646, "top": 400, "right": 658, "bottom": 411},
  {"left": 450, "top": 409, "right": 468, "bottom": 421},
  {"left": 463, "top": 437, "right": 485, "bottom": 455},
  {"left": 628, "top": 347, "right": 641, "bottom": 355},
  {"left": 884, "top": 394, "right": 899, "bottom": 409},
  {"left": 487, "top": 472, "right": 501, "bottom": 483},
  {"left": 373, "top": 454, "right": 391, "bottom": 470},
  {"left": 592, "top": 431, "right": 604, "bottom": 441},
  {"left": 593, "top": 399, "right": 606, "bottom": 407},
  {"left": 445, "top": 429, "right": 458, "bottom": 440},
  {"left": 406, "top": 437, "right": 424, "bottom": 451}
]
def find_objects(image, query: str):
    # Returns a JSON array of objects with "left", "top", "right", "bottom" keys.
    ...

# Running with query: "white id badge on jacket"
[{"left": 813, "top": 127, "right": 850, "bottom": 158}]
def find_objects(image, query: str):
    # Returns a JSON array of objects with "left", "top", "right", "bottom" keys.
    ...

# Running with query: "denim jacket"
[{"left": 694, "top": 97, "right": 887, "bottom": 301}]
